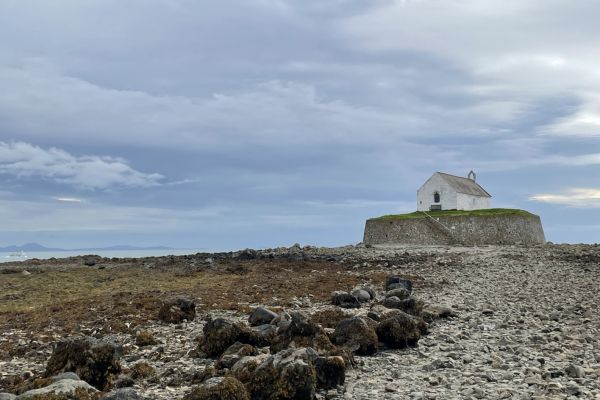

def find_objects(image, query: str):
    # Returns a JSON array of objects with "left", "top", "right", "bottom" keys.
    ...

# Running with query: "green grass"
[{"left": 372, "top": 208, "right": 536, "bottom": 220}]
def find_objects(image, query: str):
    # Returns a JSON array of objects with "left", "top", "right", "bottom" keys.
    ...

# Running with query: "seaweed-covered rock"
[
  {"left": 200, "top": 318, "right": 246, "bottom": 358},
  {"left": 17, "top": 379, "right": 97, "bottom": 399},
  {"left": 248, "top": 307, "right": 278, "bottom": 326},
  {"left": 383, "top": 296, "right": 424, "bottom": 315},
  {"left": 271, "top": 312, "right": 335, "bottom": 355},
  {"left": 216, "top": 342, "right": 257, "bottom": 369},
  {"left": 231, "top": 354, "right": 270, "bottom": 384},
  {"left": 184, "top": 377, "right": 249, "bottom": 400},
  {"left": 384, "top": 288, "right": 410, "bottom": 300},
  {"left": 385, "top": 276, "right": 413, "bottom": 293},
  {"left": 376, "top": 312, "right": 425, "bottom": 349},
  {"left": 331, "top": 291, "right": 361, "bottom": 309},
  {"left": 134, "top": 331, "right": 157, "bottom": 347},
  {"left": 250, "top": 324, "right": 277, "bottom": 344},
  {"left": 331, "top": 317, "right": 378, "bottom": 356},
  {"left": 247, "top": 348, "right": 317, "bottom": 400},
  {"left": 200, "top": 318, "right": 266, "bottom": 358},
  {"left": 421, "top": 305, "right": 456, "bottom": 322},
  {"left": 44, "top": 336, "right": 122, "bottom": 390},
  {"left": 314, "top": 356, "right": 346, "bottom": 390},
  {"left": 158, "top": 297, "right": 196, "bottom": 324}
]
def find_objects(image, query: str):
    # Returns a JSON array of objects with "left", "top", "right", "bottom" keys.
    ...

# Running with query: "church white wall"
[
  {"left": 456, "top": 193, "right": 491, "bottom": 210},
  {"left": 417, "top": 174, "right": 457, "bottom": 211}
]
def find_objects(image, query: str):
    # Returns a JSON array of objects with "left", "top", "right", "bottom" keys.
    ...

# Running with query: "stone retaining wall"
[{"left": 363, "top": 213, "right": 546, "bottom": 245}]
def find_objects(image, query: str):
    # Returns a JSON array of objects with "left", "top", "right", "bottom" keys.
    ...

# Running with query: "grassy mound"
[{"left": 372, "top": 208, "right": 536, "bottom": 220}]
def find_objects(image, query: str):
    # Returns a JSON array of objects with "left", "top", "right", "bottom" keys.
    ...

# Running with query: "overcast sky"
[{"left": 1, "top": 0, "right": 599, "bottom": 249}]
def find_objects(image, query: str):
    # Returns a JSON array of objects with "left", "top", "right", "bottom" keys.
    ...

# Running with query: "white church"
[{"left": 417, "top": 171, "right": 491, "bottom": 212}]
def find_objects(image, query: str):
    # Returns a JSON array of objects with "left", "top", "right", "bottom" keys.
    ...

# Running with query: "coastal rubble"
[{"left": 1, "top": 244, "right": 599, "bottom": 398}]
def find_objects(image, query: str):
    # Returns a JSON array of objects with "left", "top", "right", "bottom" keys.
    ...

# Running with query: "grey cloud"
[{"left": 0, "top": 141, "right": 163, "bottom": 189}]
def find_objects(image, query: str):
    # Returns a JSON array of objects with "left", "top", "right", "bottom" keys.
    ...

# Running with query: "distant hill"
[{"left": 0, "top": 243, "right": 174, "bottom": 252}]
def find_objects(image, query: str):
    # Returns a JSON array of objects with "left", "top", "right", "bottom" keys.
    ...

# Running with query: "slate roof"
[{"left": 436, "top": 172, "right": 491, "bottom": 197}]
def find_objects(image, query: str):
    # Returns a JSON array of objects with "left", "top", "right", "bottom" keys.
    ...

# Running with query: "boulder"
[
  {"left": 421, "top": 305, "right": 456, "bottom": 322},
  {"left": 383, "top": 296, "right": 424, "bottom": 316},
  {"left": 44, "top": 336, "right": 122, "bottom": 390},
  {"left": 331, "top": 291, "right": 361, "bottom": 309},
  {"left": 331, "top": 317, "right": 378, "bottom": 356},
  {"left": 50, "top": 372, "right": 81, "bottom": 382},
  {"left": 247, "top": 348, "right": 317, "bottom": 400},
  {"left": 102, "top": 388, "right": 145, "bottom": 400},
  {"left": 385, "top": 276, "right": 413, "bottom": 294},
  {"left": 384, "top": 288, "right": 410, "bottom": 300},
  {"left": 350, "top": 289, "right": 371, "bottom": 303},
  {"left": 231, "top": 354, "right": 270, "bottom": 384},
  {"left": 184, "top": 377, "right": 249, "bottom": 400},
  {"left": 158, "top": 297, "right": 196, "bottom": 323},
  {"left": 271, "top": 312, "right": 335, "bottom": 355},
  {"left": 248, "top": 307, "right": 278, "bottom": 326},
  {"left": 314, "top": 356, "right": 346, "bottom": 389},
  {"left": 250, "top": 324, "right": 277, "bottom": 344},
  {"left": 17, "top": 379, "right": 97, "bottom": 399},
  {"left": 200, "top": 318, "right": 264, "bottom": 358},
  {"left": 376, "top": 312, "right": 424, "bottom": 349},
  {"left": 216, "top": 342, "right": 257, "bottom": 369}
]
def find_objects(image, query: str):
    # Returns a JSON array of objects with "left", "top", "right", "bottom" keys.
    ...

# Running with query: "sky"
[{"left": 1, "top": 0, "right": 599, "bottom": 249}]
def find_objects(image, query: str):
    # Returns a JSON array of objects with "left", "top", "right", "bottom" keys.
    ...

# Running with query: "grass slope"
[{"left": 372, "top": 208, "right": 536, "bottom": 220}]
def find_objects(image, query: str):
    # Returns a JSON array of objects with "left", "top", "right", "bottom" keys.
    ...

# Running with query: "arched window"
[{"left": 434, "top": 192, "right": 440, "bottom": 203}]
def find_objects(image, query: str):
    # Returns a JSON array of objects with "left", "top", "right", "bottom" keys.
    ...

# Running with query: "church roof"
[{"left": 435, "top": 172, "right": 491, "bottom": 197}]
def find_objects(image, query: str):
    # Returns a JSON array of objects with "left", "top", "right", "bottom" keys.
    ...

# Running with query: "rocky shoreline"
[{"left": 1, "top": 243, "right": 599, "bottom": 399}]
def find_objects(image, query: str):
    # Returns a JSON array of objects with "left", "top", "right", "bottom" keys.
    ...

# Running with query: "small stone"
[{"left": 565, "top": 364, "right": 585, "bottom": 378}]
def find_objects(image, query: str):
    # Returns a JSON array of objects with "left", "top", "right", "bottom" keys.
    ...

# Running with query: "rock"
[
  {"left": 384, "top": 288, "right": 410, "bottom": 300},
  {"left": 216, "top": 342, "right": 257, "bottom": 369},
  {"left": 0, "top": 394, "right": 16, "bottom": 400},
  {"left": 376, "top": 312, "right": 424, "bottom": 348},
  {"left": 331, "top": 291, "right": 361, "bottom": 309},
  {"left": 421, "top": 305, "right": 456, "bottom": 322},
  {"left": 250, "top": 324, "right": 277, "bottom": 344},
  {"left": 382, "top": 296, "right": 424, "bottom": 316},
  {"left": 158, "top": 297, "right": 196, "bottom": 323},
  {"left": 385, "top": 276, "right": 413, "bottom": 293},
  {"left": 248, "top": 307, "right": 278, "bottom": 326},
  {"left": 50, "top": 372, "right": 81, "bottom": 382},
  {"left": 237, "top": 249, "right": 258, "bottom": 260},
  {"left": 565, "top": 364, "right": 586, "bottom": 378},
  {"left": 271, "top": 312, "right": 336, "bottom": 355},
  {"left": 102, "top": 388, "right": 145, "bottom": 400},
  {"left": 331, "top": 317, "right": 378, "bottom": 355},
  {"left": 314, "top": 356, "right": 346, "bottom": 389},
  {"left": 17, "top": 379, "right": 97, "bottom": 399},
  {"left": 231, "top": 354, "right": 270, "bottom": 384},
  {"left": 200, "top": 318, "right": 246, "bottom": 358},
  {"left": 130, "top": 362, "right": 155, "bottom": 380},
  {"left": 350, "top": 289, "right": 371, "bottom": 303},
  {"left": 247, "top": 348, "right": 317, "bottom": 400},
  {"left": 366, "top": 310, "right": 380, "bottom": 322},
  {"left": 184, "top": 376, "right": 249, "bottom": 400},
  {"left": 135, "top": 331, "right": 157, "bottom": 347},
  {"left": 44, "top": 336, "right": 122, "bottom": 390},
  {"left": 199, "top": 318, "right": 263, "bottom": 358}
]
